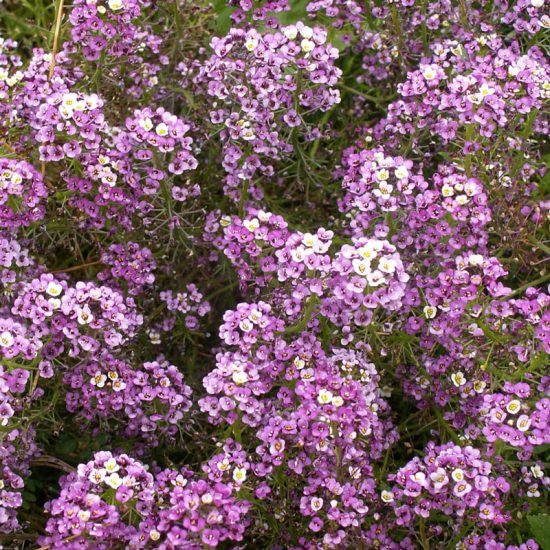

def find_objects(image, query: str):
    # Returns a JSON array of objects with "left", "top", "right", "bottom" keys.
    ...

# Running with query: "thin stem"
[
  {"left": 49, "top": 0, "right": 65, "bottom": 80},
  {"left": 50, "top": 259, "right": 101, "bottom": 274},
  {"left": 339, "top": 83, "right": 395, "bottom": 106},
  {"left": 36, "top": 535, "right": 78, "bottom": 550},
  {"left": 502, "top": 272, "right": 550, "bottom": 300},
  {"left": 42, "top": 0, "right": 65, "bottom": 177},
  {"left": 527, "top": 235, "right": 550, "bottom": 257},
  {"left": 32, "top": 455, "right": 75, "bottom": 473},
  {"left": 419, "top": 518, "right": 431, "bottom": 550}
]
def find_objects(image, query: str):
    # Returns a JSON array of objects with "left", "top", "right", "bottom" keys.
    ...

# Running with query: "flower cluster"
[
  {"left": 41, "top": 451, "right": 156, "bottom": 548},
  {"left": 11, "top": 275, "right": 143, "bottom": 355},
  {"left": 64, "top": 354, "right": 193, "bottom": 445},
  {"left": 158, "top": 284, "right": 211, "bottom": 332},
  {"left": 99, "top": 242, "right": 157, "bottom": 295},
  {"left": 40, "top": 451, "right": 250, "bottom": 549},
  {"left": 192, "top": 22, "right": 341, "bottom": 200},
  {"left": 387, "top": 443, "right": 510, "bottom": 527},
  {"left": 0, "top": 158, "right": 48, "bottom": 228},
  {"left": 1, "top": 0, "right": 548, "bottom": 548}
]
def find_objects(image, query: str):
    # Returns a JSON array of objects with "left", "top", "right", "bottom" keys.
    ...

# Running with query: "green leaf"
[
  {"left": 54, "top": 433, "right": 77, "bottom": 455},
  {"left": 212, "top": 0, "right": 233, "bottom": 35},
  {"left": 527, "top": 514, "right": 550, "bottom": 550}
]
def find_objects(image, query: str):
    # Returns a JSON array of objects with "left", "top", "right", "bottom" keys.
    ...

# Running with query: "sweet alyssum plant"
[{"left": 0, "top": 0, "right": 548, "bottom": 548}]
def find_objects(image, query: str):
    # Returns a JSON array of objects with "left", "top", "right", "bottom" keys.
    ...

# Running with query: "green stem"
[
  {"left": 238, "top": 178, "right": 250, "bottom": 218},
  {"left": 527, "top": 235, "right": 550, "bottom": 257},
  {"left": 431, "top": 406, "right": 461, "bottom": 445},
  {"left": 419, "top": 518, "right": 431, "bottom": 550},
  {"left": 281, "top": 295, "right": 317, "bottom": 335},
  {"left": 390, "top": 5, "right": 406, "bottom": 67},
  {"left": 503, "top": 272, "right": 550, "bottom": 299},
  {"left": 339, "top": 83, "right": 395, "bottom": 106}
]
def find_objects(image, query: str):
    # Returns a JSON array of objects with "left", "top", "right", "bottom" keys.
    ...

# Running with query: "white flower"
[
  {"left": 422, "top": 65, "right": 437, "bottom": 80},
  {"left": 301, "top": 39, "right": 315, "bottom": 53},
  {"left": 104, "top": 458, "right": 120, "bottom": 473},
  {"left": 217, "top": 459, "right": 231, "bottom": 472},
  {"left": 104, "top": 473, "right": 123, "bottom": 489},
  {"left": 381, "top": 490, "right": 394, "bottom": 503},
  {"left": 302, "top": 233, "right": 317, "bottom": 248},
  {"left": 89, "top": 288, "right": 102, "bottom": 300},
  {"left": 516, "top": 415, "right": 531, "bottom": 432},
  {"left": 473, "top": 380, "right": 486, "bottom": 393},
  {"left": 317, "top": 389, "right": 333, "bottom": 404},
  {"left": 378, "top": 256, "right": 397, "bottom": 274},
  {"left": 374, "top": 182, "right": 393, "bottom": 198},
  {"left": 233, "top": 467, "right": 247, "bottom": 483},
  {"left": 245, "top": 37, "right": 258, "bottom": 51},
  {"left": 441, "top": 184, "right": 454, "bottom": 197},
  {"left": 423, "top": 305, "right": 437, "bottom": 319},
  {"left": 464, "top": 181, "right": 478, "bottom": 196},
  {"left": 232, "top": 371, "right": 249, "bottom": 385},
  {"left": 248, "top": 309, "right": 263, "bottom": 323},
  {"left": 77, "top": 305, "right": 94, "bottom": 325},
  {"left": 367, "top": 270, "right": 386, "bottom": 287},
  {"left": 411, "top": 472, "right": 427, "bottom": 486},
  {"left": 468, "top": 254, "right": 484, "bottom": 267},
  {"left": 331, "top": 396, "right": 344, "bottom": 407},
  {"left": 88, "top": 469, "right": 106, "bottom": 484},
  {"left": 451, "top": 468, "right": 464, "bottom": 482},
  {"left": 239, "top": 319, "right": 253, "bottom": 333},
  {"left": 530, "top": 465, "right": 544, "bottom": 478},
  {"left": 46, "top": 281, "right": 63, "bottom": 297},
  {"left": 358, "top": 246, "right": 377, "bottom": 262},
  {"left": 506, "top": 400, "right": 521, "bottom": 414},
  {"left": 61, "top": 93, "right": 78, "bottom": 108},
  {"left": 139, "top": 117, "right": 153, "bottom": 131},
  {"left": 149, "top": 531, "right": 161, "bottom": 542},
  {"left": 257, "top": 210, "right": 272, "bottom": 222},
  {"left": 78, "top": 510, "right": 91, "bottom": 522},
  {"left": 479, "top": 82, "right": 495, "bottom": 98},
  {"left": 283, "top": 26, "right": 298, "bottom": 40},
  {"left": 451, "top": 43, "right": 464, "bottom": 56},
  {"left": 10, "top": 172, "right": 22, "bottom": 185},
  {"left": 243, "top": 218, "right": 259, "bottom": 232},
  {"left": 242, "top": 128, "right": 256, "bottom": 141},
  {"left": 112, "top": 379, "right": 127, "bottom": 392},
  {"left": 0, "top": 331, "right": 14, "bottom": 348},
  {"left": 352, "top": 258, "right": 370, "bottom": 276},
  {"left": 451, "top": 372, "right": 467, "bottom": 387},
  {"left": 156, "top": 123, "right": 169, "bottom": 136},
  {"left": 531, "top": 0, "right": 543, "bottom": 8},
  {"left": 108, "top": 0, "right": 124, "bottom": 10},
  {"left": 395, "top": 166, "right": 409, "bottom": 180},
  {"left": 310, "top": 497, "right": 323, "bottom": 511},
  {"left": 291, "top": 246, "right": 308, "bottom": 262},
  {"left": 174, "top": 474, "right": 188, "bottom": 486},
  {"left": 300, "top": 25, "right": 314, "bottom": 39},
  {"left": 90, "top": 372, "right": 107, "bottom": 388},
  {"left": 377, "top": 168, "right": 391, "bottom": 182}
]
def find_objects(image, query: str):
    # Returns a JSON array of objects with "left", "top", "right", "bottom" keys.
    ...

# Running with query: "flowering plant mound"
[{"left": 0, "top": 0, "right": 548, "bottom": 548}]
